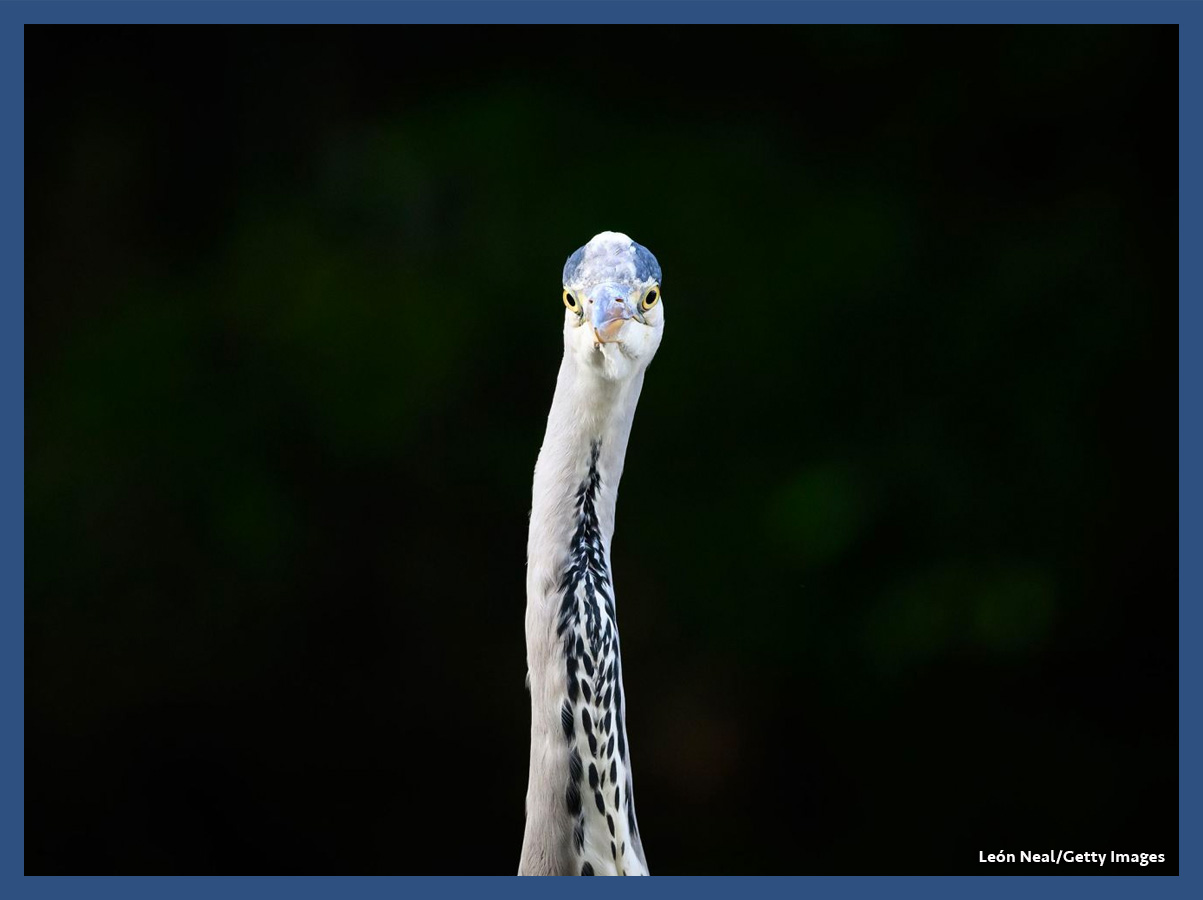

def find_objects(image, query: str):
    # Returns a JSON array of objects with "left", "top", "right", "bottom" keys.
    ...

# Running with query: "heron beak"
[{"left": 590, "top": 293, "right": 635, "bottom": 344}]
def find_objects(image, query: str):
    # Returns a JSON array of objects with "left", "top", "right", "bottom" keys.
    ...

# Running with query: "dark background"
[{"left": 26, "top": 26, "right": 1177, "bottom": 873}]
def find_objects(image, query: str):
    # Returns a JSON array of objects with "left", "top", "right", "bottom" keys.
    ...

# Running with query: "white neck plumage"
[{"left": 519, "top": 351, "right": 650, "bottom": 876}]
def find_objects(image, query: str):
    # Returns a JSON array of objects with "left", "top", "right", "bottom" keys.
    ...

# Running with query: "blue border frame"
[
  {"left": 7, "top": 0, "right": 1192, "bottom": 889},
  {"left": 1179, "top": 2, "right": 1194, "bottom": 888},
  {"left": 5, "top": 0, "right": 1195, "bottom": 26}
]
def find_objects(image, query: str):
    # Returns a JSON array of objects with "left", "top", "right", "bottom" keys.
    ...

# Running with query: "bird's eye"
[
  {"left": 563, "top": 289, "right": 582, "bottom": 314},
  {"left": 640, "top": 285, "right": 661, "bottom": 311}
]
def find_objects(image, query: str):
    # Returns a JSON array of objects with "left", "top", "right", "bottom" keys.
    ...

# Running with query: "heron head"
[{"left": 561, "top": 231, "right": 664, "bottom": 380}]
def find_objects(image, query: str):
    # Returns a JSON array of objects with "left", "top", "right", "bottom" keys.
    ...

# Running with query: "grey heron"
[{"left": 519, "top": 232, "right": 664, "bottom": 876}]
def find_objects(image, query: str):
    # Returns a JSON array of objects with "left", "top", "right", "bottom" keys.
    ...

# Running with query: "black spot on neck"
[
  {"left": 560, "top": 700, "right": 574, "bottom": 741},
  {"left": 566, "top": 778, "right": 581, "bottom": 816}
]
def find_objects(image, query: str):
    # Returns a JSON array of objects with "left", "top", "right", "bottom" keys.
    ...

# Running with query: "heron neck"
[
  {"left": 531, "top": 356, "right": 645, "bottom": 553},
  {"left": 520, "top": 354, "right": 648, "bottom": 875}
]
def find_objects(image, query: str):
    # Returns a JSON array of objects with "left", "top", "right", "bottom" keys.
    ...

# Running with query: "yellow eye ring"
[
  {"left": 640, "top": 285, "right": 661, "bottom": 311},
  {"left": 563, "top": 289, "right": 581, "bottom": 314}
]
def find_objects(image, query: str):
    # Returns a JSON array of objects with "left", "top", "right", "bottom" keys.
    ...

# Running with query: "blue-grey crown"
[{"left": 562, "top": 235, "right": 662, "bottom": 288}]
